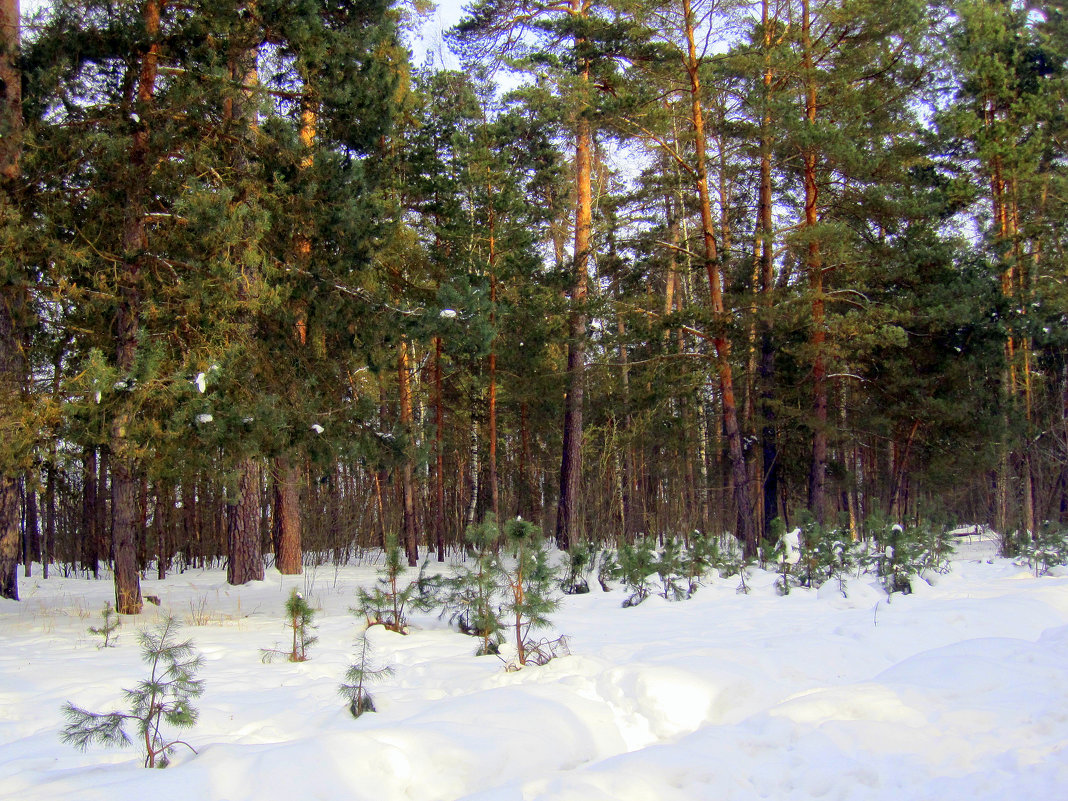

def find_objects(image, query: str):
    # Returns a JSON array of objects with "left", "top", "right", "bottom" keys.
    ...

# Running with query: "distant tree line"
[{"left": 0, "top": 0, "right": 1065, "bottom": 610}]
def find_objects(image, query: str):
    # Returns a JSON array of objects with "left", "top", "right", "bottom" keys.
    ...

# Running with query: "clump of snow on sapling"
[
  {"left": 88, "top": 602, "right": 120, "bottom": 648},
  {"left": 866, "top": 515, "right": 951, "bottom": 597},
  {"left": 61, "top": 617, "right": 203, "bottom": 768},
  {"left": 772, "top": 519, "right": 801, "bottom": 596},
  {"left": 339, "top": 630, "right": 394, "bottom": 718},
  {"left": 261, "top": 588, "right": 318, "bottom": 663},
  {"left": 355, "top": 534, "right": 417, "bottom": 633},
  {"left": 501, "top": 517, "right": 562, "bottom": 667}
]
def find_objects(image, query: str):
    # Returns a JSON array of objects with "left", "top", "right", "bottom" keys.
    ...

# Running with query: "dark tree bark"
[
  {"left": 0, "top": 0, "right": 22, "bottom": 601},
  {"left": 433, "top": 337, "right": 446, "bottom": 561},
  {"left": 23, "top": 477, "right": 38, "bottom": 576},
  {"left": 555, "top": 39, "right": 592, "bottom": 552},
  {"left": 227, "top": 457, "right": 263, "bottom": 585},
  {"left": 801, "top": 0, "right": 828, "bottom": 526},
  {"left": 398, "top": 340, "right": 419, "bottom": 565}
]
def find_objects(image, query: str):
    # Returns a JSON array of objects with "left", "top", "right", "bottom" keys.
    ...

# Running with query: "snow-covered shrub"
[
  {"left": 1023, "top": 523, "right": 1068, "bottom": 575},
  {"left": 62, "top": 618, "right": 203, "bottom": 768},
  {"left": 868, "top": 519, "right": 955, "bottom": 596},
  {"left": 772, "top": 520, "right": 801, "bottom": 596}
]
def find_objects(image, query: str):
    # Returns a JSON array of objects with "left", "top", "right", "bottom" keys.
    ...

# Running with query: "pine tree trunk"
[
  {"left": 757, "top": 0, "right": 780, "bottom": 541},
  {"left": 488, "top": 265, "right": 501, "bottom": 530},
  {"left": 801, "top": 0, "right": 828, "bottom": 526},
  {"left": 398, "top": 340, "right": 419, "bottom": 565},
  {"left": 227, "top": 457, "right": 263, "bottom": 585},
  {"left": 273, "top": 456, "right": 302, "bottom": 574},
  {"left": 0, "top": 0, "right": 21, "bottom": 601},
  {"left": 44, "top": 460, "right": 54, "bottom": 579},
  {"left": 555, "top": 20, "right": 592, "bottom": 552},
  {"left": 433, "top": 337, "right": 446, "bottom": 561},
  {"left": 682, "top": 0, "right": 755, "bottom": 554},
  {"left": 110, "top": 0, "right": 164, "bottom": 613},
  {"left": 23, "top": 478, "right": 38, "bottom": 576}
]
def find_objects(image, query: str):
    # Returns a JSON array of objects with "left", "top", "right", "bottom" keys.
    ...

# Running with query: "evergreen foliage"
[
  {"left": 339, "top": 630, "right": 394, "bottom": 718},
  {"left": 613, "top": 538, "right": 658, "bottom": 608},
  {"left": 436, "top": 516, "right": 505, "bottom": 655},
  {"left": 500, "top": 517, "right": 560, "bottom": 667},
  {"left": 262, "top": 589, "right": 318, "bottom": 663},
  {"left": 88, "top": 602, "right": 120, "bottom": 648},
  {"left": 1022, "top": 523, "right": 1068, "bottom": 576},
  {"left": 355, "top": 536, "right": 417, "bottom": 633},
  {"left": 61, "top": 617, "right": 203, "bottom": 768}
]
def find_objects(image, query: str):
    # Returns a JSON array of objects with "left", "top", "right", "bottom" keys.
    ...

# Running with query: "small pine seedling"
[
  {"left": 61, "top": 617, "right": 203, "bottom": 768},
  {"left": 501, "top": 517, "right": 560, "bottom": 667},
  {"left": 339, "top": 630, "right": 394, "bottom": 718},
  {"left": 262, "top": 589, "right": 318, "bottom": 663},
  {"left": 356, "top": 535, "right": 417, "bottom": 633},
  {"left": 616, "top": 537, "right": 657, "bottom": 607},
  {"left": 88, "top": 602, "right": 120, "bottom": 648}
]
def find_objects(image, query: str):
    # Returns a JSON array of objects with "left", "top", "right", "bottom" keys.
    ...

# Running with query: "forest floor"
[{"left": 2, "top": 532, "right": 1067, "bottom": 800}]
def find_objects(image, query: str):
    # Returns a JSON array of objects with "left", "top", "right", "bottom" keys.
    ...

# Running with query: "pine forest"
[{"left": 1, "top": 0, "right": 1067, "bottom": 611}]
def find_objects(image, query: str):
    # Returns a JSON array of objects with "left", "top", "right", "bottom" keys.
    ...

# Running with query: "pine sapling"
[
  {"left": 560, "top": 540, "right": 593, "bottom": 595},
  {"left": 501, "top": 517, "right": 560, "bottom": 666},
  {"left": 450, "top": 515, "right": 504, "bottom": 655},
  {"left": 339, "top": 630, "right": 394, "bottom": 718},
  {"left": 683, "top": 530, "right": 718, "bottom": 595},
  {"left": 356, "top": 535, "right": 416, "bottom": 633},
  {"left": 61, "top": 617, "right": 203, "bottom": 768},
  {"left": 262, "top": 589, "right": 318, "bottom": 663},
  {"left": 88, "top": 602, "right": 120, "bottom": 648},
  {"left": 616, "top": 537, "right": 657, "bottom": 607},
  {"left": 655, "top": 539, "right": 688, "bottom": 601}
]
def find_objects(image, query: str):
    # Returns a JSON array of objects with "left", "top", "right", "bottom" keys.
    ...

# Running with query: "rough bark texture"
[
  {"left": 555, "top": 107, "right": 590, "bottom": 552},
  {"left": 757, "top": 0, "right": 780, "bottom": 541},
  {"left": 0, "top": 0, "right": 21, "bottom": 601},
  {"left": 227, "top": 458, "right": 263, "bottom": 585},
  {"left": 801, "top": 0, "right": 828, "bottom": 525},
  {"left": 272, "top": 456, "right": 302, "bottom": 574},
  {"left": 110, "top": 0, "right": 164, "bottom": 613}
]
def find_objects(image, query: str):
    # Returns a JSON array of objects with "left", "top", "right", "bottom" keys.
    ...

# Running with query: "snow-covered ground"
[{"left": 3, "top": 534, "right": 1068, "bottom": 800}]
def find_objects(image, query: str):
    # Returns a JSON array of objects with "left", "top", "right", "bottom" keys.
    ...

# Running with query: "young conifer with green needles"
[
  {"left": 339, "top": 631, "right": 394, "bottom": 718},
  {"left": 501, "top": 517, "right": 560, "bottom": 667},
  {"left": 61, "top": 617, "right": 203, "bottom": 768},
  {"left": 356, "top": 535, "right": 417, "bottom": 633},
  {"left": 88, "top": 602, "right": 120, "bottom": 648},
  {"left": 262, "top": 589, "right": 318, "bottom": 663}
]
